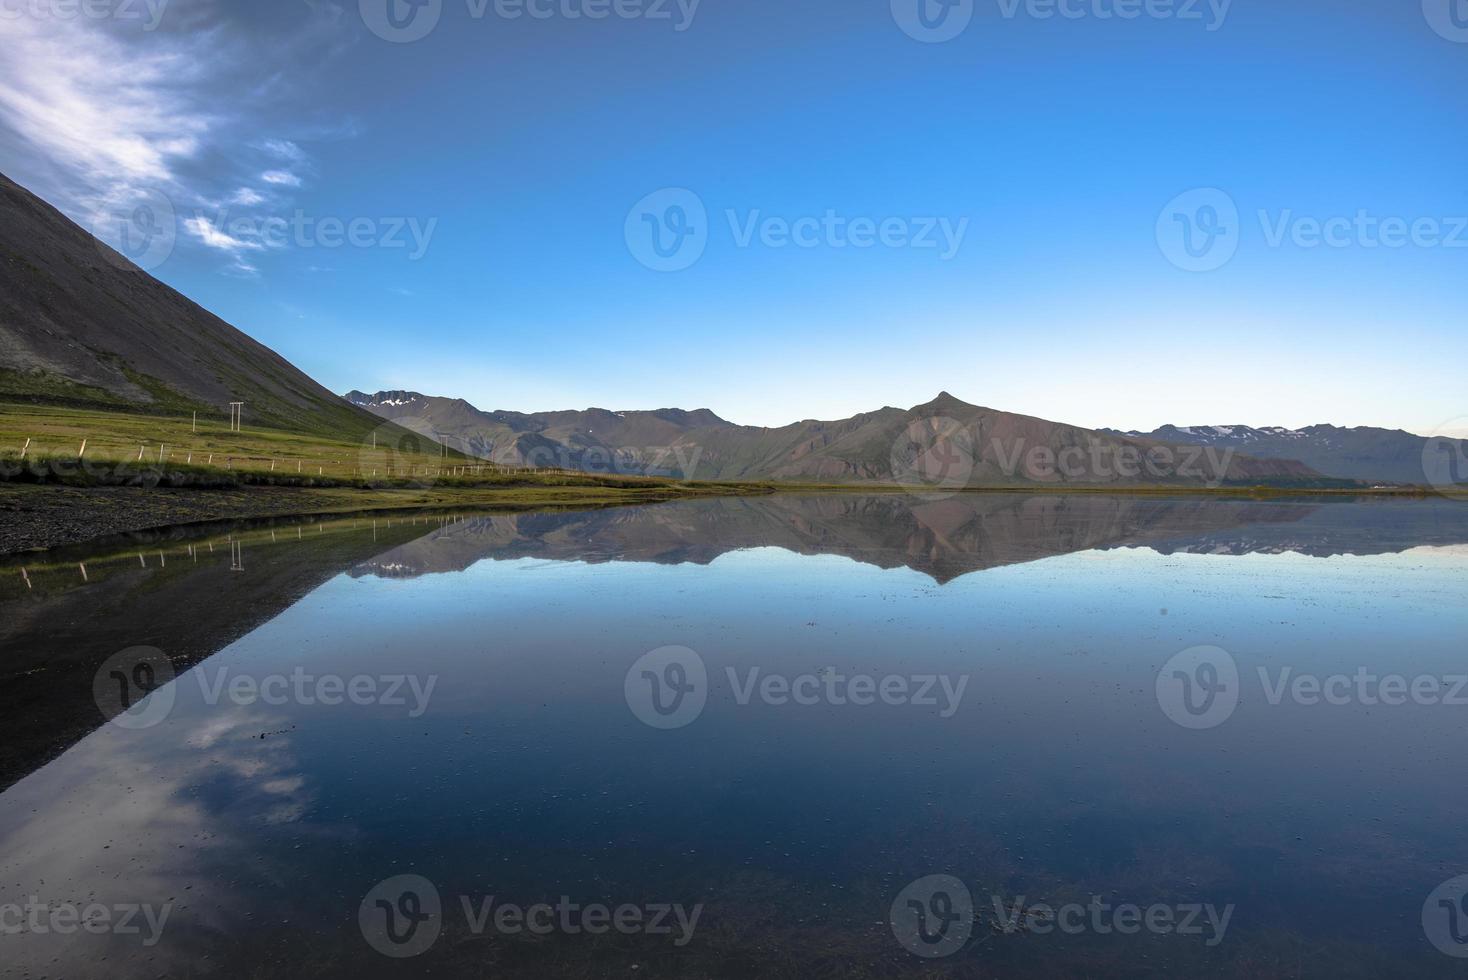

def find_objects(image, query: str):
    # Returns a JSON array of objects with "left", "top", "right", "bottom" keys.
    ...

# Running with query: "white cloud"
[
  {"left": 184, "top": 214, "right": 262, "bottom": 252},
  {"left": 261, "top": 138, "right": 305, "bottom": 161},
  {"left": 230, "top": 187, "right": 266, "bottom": 206},
  {"left": 261, "top": 169, "right": 303, "bottom": 187},
  {"left": 224, "top": 257, "right": 260, "bottom": 277},
  {"left": 0, "top": 14, "right": 212, "bottom": 224}
]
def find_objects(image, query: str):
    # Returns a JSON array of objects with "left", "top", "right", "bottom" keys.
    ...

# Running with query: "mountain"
[
  {"left": 345, "top": 389, "right": 737, "bottom": 474},
  {"left": 347, "top": 388, "right": 1331, "bottom": 487},
  {"left": 0, "top": 172, "right": 395, "bottom": 439},
  {"left": 1104, "top": 423, "right": 1468, "bottom": 486}
]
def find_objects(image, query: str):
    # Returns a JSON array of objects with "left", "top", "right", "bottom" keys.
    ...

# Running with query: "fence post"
[
  {"left": 19, "top": 437, "right": 29, "bottom": 459},
  {"left": 78, "top": 440, "right": 86, "bottom": 459}
]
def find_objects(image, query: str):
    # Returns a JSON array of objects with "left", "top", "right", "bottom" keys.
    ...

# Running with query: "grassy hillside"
[{"left": 0, "top": 402, "right": 474, "bottom": 483}]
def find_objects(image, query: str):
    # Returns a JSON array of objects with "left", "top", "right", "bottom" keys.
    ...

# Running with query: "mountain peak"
[
  {"left": 914, "top": 391, "right": 971, "bottom": 412},
  {"left": 345, "top": 389, "right": 425, "bottom": 408}
]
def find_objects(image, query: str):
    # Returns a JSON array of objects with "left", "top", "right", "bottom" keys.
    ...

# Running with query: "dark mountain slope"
[{"left": 0, "top": 172, "right": 393, "bottom": 439}]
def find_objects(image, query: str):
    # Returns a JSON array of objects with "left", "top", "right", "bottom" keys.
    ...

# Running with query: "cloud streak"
[
  {"left": 183, "top": 215, "right": 263, "bottom": 252},
  {"left": 0, "top": 1, "right": 355, "bottom": 276},
  {"left": 0, "top": 12, "right": 212, "bottom": 222}
]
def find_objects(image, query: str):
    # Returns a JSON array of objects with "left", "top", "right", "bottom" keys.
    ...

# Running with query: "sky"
[{"left": 1, "top": 0, "right": 1465, "bottom": 435}]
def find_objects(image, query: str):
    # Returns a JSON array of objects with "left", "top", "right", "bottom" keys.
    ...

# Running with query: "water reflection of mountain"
[
  {"left": 5, "top": 495, "right": 1467, "bottom": 790},
  {"left": 0, "top": 517, "right": 438, "bottom": 790},
  {"left": 348, "top": 494, "right": 1468, "bottom": 585}
]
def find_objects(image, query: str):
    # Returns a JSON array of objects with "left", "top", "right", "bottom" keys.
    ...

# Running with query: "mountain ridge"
[
  {"left": 347, "top": 387, "right": 1332, "bottom": 487},
  {"left": 1106, "top": 423, "right": 1466, "bottom": 485}
]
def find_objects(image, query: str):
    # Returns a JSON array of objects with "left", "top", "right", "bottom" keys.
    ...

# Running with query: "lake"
[{"left": 3, "top": 493, "right": 1468, "bottom": 978}]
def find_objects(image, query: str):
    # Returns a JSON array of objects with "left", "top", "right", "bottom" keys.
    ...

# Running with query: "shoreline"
[
  {"left": 0, "top": 482, "right": 769, "bottom": 557},
  {"left": 2, "top": 481, "right": 1462, "bottom": 557}
]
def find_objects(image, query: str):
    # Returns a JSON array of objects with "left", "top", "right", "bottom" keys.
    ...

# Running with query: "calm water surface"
[{"left": 3, "top": 493, "right": 1468, "bottom": 978}]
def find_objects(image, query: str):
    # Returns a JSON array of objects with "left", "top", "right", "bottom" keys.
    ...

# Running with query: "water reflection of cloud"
[{"left": 0, "top": 708, "right": 314, "bottom": 974}]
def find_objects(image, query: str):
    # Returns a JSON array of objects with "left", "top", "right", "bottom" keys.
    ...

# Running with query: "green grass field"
[{"left": 0, "top": 401, "right": 482, "bottom": 482}]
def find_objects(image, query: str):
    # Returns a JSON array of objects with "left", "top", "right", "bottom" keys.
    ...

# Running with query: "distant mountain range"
[
  {"left": 345, "top": 389, "right": 731, "bottom": 472},
  {"left": 1103, "top": 424, "right": 1467, "bottom": 485},
  {"left": 346, "top": 388, "right": 1334, "bottom": 488},
  {"left": 0, "top": 172, "right": 394, "bottom": 439}
]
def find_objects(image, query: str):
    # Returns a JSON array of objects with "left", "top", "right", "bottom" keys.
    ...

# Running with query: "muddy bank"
[{"left": 0, "top": 483, "right": 765, "bottom": 555}]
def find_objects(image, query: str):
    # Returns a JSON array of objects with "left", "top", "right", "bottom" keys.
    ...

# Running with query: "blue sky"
[{"left": 1, "top": 0, "right": 1465, "bottom": 434}]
